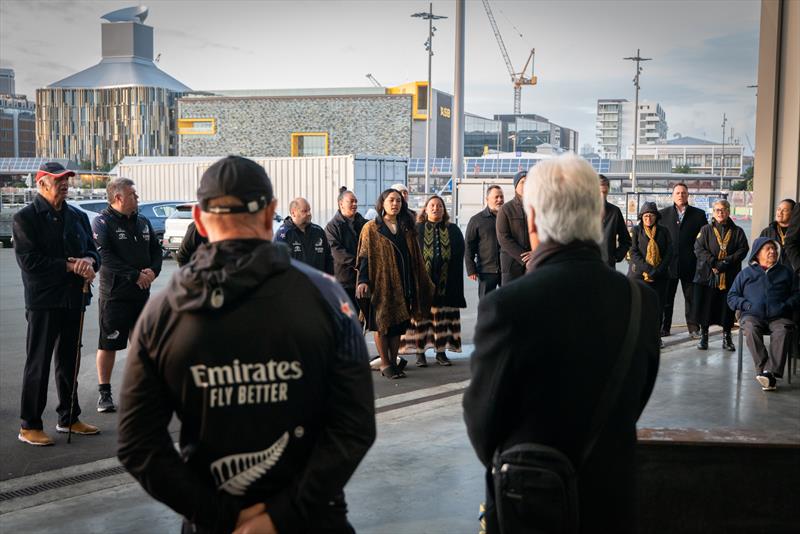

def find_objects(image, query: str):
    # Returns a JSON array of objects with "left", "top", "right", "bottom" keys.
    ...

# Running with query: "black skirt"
[
  {"left": 694, "top": 284, "right": 734, "bottom": 329},
  {"left": 358, "top": 297, "right": 410, "bottom": 337}
]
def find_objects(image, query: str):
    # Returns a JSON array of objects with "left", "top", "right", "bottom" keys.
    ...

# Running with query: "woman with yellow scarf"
[{"left": 629, "top": 201, "right": 674, "bottom": 348}]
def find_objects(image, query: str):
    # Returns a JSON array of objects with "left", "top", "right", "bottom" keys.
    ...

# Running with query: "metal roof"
[
  {"left": 47, "top": 57, "right": 190, "bottom": 92},
  {"left": 665, "top": 136, "right": 717, "bottom": 146}
]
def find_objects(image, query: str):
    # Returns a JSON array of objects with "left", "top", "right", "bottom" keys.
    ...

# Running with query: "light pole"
[
  {"left": 508, "top": 134, "right": 531, "bottom": 153},
  {"left": 412, "top": 3, "right": 447, "bottom": 195},
  {"left": 721, "top": 113, "right": 727, "bottom": 180},
  {"left": 624, "top": 49, "right": 651, "bottom": 192}
]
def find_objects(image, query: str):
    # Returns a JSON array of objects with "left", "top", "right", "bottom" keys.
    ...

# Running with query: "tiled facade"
[{"left": 178, "top": 95, "right": 413, "bottom": 158}]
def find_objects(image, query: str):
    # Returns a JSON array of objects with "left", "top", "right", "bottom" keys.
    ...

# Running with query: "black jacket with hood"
[{"left": 117, "top": 239, "right": 376, "bottom": 534}]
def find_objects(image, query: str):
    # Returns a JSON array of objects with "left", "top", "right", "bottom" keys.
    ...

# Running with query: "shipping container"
[{"left": 113, "top": 155, "right": 407, "bottom": 226}]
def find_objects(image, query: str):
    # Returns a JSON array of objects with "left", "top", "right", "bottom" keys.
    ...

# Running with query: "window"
[
  {"left": 177, "top": 118, "right": 216, "bottom": 135},
  {"left": 291, "top": 132, "right": 329, "bottom": 157}
]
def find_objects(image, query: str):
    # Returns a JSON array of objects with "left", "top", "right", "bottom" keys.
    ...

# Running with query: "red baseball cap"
[{"left": 35, "top": 162, "right": 75, "bottom": 182}]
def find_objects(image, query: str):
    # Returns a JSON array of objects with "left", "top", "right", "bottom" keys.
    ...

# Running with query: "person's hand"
[
  {"left": 136, "top": 272, "right": 152, "bottom": 290},
  {"left": 711, "top": 267, "right": 719, "bottom": 274},
  {"left": 468, "top": 274, "right": 478, "bottom": 281},
  {"left": 355, "top": 283, "right": 369, "bottom": 299},
  {"left": 141, "top": 268, "right": 156, "bottom": 282},
  {"left": 232, "top": 512, "right": 277, "bottom": 534},
  {"left": 68, "top": 257, "right": 95, "bottom": 281},
  {"left": 236, "top": 503, "right": 265, "bottom": 527},
  {"left": 520, "top": 251, "right": 533, "bottom": 264}
]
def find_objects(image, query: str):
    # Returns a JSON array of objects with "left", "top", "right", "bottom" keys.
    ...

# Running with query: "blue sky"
[{"left": 1, "top": 0, "right": 761, "bottom": 153}]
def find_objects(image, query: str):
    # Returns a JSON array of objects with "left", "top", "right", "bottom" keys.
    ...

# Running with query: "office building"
[
  {"left": 36, "top": 6, "right": 190, "bottom": 168},
  {"left": 596, "top": 99, "right": 668, "bottom": 158},
  {"left": 0, "top": 69, "right": 36, "bottom": 158},
  {"left": 632, "top": 136, "right": 745, "bottom": 176}
]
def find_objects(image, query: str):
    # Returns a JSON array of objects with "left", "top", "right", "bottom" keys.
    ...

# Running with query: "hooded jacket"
[
  {"left": 726, "top": 237, "right": 799, "bottom": 321},
  {"left": 117, "top": 239, "right": 376, "bottom": 534},
  {"left": 275, "top": 217, "right": 333, "bottom": 275},
  {"left": 759, "top": 221, "right": 793, "bottom": 269}
]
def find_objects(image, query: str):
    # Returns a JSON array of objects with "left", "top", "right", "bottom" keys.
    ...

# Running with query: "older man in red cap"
[{"left": 12, "top": 162, "right": 101, "bottom": 446}]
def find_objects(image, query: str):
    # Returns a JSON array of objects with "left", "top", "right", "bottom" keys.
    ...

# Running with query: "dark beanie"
[{"left": 513, "top": 170, "right": 527, "bottom": 189}]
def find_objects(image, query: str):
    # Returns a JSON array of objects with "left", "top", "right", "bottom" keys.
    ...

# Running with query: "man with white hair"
[{"left": 464, "top": 154, "right": 660, "bottom": 533}]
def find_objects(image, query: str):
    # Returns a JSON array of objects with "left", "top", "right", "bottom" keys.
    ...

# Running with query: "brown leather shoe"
[
  {"left": 18, "top": 428, "right": 55, "bottom": 446},
  {"left": 56, "top": 421, "right": 100, "bottom": 435}
]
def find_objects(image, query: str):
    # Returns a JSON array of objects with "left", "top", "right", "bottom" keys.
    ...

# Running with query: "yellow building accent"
[
  {"left": 388, "top": 81, "right": 429, "bottom": 120},
  {"left": 177, "top": 118, "right": 216, "bottom": 135},
  {"left": 291, "top": 132, "right": 329, "bottom": 157}
]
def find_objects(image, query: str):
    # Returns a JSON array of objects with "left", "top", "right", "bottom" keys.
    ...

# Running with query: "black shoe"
[
  {"left": 756, "top": 371, "right": 777, "bottom": 391},
  {"left": 416, "top": 354, "right": 428, "bottom": 367},
  {"left": 97, "top": 388, "right": 116, "bottom": 413},
  {"left": 697, "top": 331, "right": 709, "bottom": 350},
  {"left": 660, "top": 329, "right": 670, "bottom": 338},
  {"left": 397, "top": 357, "right": 408, "bottom": 372},
  {"left": 435, "top": 352, "right": 452, "bottom": 366},
  {"left": 722, "top": 331, "right": 735, "bottom": 352}
]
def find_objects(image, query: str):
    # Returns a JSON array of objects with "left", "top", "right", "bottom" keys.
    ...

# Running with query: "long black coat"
[
  {"left": 463, "top": 243, "right": 660, "bottom": 533},
  {"left": 693, "top": 220, "right": 749, "bottom": 286},
  {"left": 416, "top": 221, "right": 467, "bottom": 308},
  {"left": 464, "top": 207, "right": 501, "bottom": 276},
  {"left": 658, "top": 204, "right": 708, "bottom": 279},
  {"left": 628, "top": 223, "right": 674, "bottom": 281},
  {"left": 785, "top": 203, "right": 800, "bottom": 273},
  {"left": 325, "top": 210, "right": 367, "bottom": 289},
  {"left": 496, "top": 195, "right": 530, "bottom": 281},
  {"left": 601, "top": 201, "right": 632, "bottom": 268}
]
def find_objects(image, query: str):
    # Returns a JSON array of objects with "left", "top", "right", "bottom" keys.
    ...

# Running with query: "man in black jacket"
[
  {"left": 785, "top": 202, "right": 800, "bottom": 273},
  {"left": 658, "top": 183, "right": 708, "bottom": 338},
  {"left": 599, "top": 174, "right": 631, "bottom": 269},
  {"left": 92, "top": 178, "right": 162, "bottom": 413},
  {"left": 325, "top": 188, "right": 367, "bottom": 309},
  {"left": 464, "top": 155, "right": 659, "bottom": 533},
  {"left": 496, "top": 171, "right": 531, "bottom": 284},
  {"left": 13, "top": 162, "right": 101, "bottom": 446},
  {"left": 275, "top": 197, "right": 334, "bottom": 275},
  {"left": 465, "top": 184, "right": 504, "bottom": 298},
  {"left": 175, "top": 221, "right": 208, "bottom": 267},
  {"left": 117, "top": 156, "right": 375, "bottom": 534}
]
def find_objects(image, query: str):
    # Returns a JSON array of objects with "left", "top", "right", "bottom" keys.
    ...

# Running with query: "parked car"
[{"left": 162, "top": 204, "right": 284, "bottom": 259}]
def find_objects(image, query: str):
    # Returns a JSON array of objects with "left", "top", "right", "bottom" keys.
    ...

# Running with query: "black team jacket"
[
  {"left": 12, "top": 194, "right": 100, "bottom": 309},
  {"left": 325, "top": 210, "right": 367, "bottom": 289},
  {"left": 117, "top": 239, "right": 376, "bottom": 534},
  {"left": 275, "top": 217, "right": 334, "bottom": 275},
  {"left": 92, "top": 206, "right": 162, "bottom": 302},
  {"left": 658, "top": 204, "right": 708, "bottom": 279}
]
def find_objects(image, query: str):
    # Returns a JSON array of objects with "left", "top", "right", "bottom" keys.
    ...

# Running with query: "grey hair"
[
  {"left": 713, "top": 199, "right": 731, "bottom": 211},
  {"left": 106, "top": 177, "right": 134, "bottom": 202},
  {"left": 522, "top": 154, "right": 603, "bottom": 245}
]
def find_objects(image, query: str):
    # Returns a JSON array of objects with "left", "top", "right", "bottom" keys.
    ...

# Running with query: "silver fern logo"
[{"left": 210, "top": 432, "right": 290, "bottom": 496}]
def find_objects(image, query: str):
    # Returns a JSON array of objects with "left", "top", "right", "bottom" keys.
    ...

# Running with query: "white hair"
[{"left": 522, "top": 154, "right": 603, "bottom": 245}]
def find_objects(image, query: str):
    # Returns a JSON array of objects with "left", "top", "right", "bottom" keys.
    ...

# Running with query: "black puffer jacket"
[
  {"left": 117, "top": 239, "right": 375, "bottom": 534},
  {"left": 325, "top": 210, "right": 366, "bottom": 289}
]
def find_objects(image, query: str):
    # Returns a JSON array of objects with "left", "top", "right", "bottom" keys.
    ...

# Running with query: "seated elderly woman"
[{"left": 727, "top": 237, "right": 799, "bottom": 391}]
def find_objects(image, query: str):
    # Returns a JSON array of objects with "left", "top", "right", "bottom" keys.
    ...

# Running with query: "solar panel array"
[
  {"left": 0, "top": 157, "right": 75, "bottom": 173},
  {"left": 408, "top": 157, "right": 612, "bottom": 176}
]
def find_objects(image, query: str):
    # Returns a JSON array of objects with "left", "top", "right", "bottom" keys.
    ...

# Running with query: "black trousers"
[
  {"left": 21, "top": 308, "right": 83, "bottom": 430},
  {"left": 478, "top": 273, "right": 501, "bottom": 299},
  {"left": 662, "top": 275, "right": 699, "bottom": 333}
]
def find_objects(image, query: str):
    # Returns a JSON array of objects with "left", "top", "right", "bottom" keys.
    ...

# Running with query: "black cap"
[
  {"left": 513, "top": 170, "right": 527, "bottom": 189},
  {"left": 35, "top": 162, "right": 75, "bottom": 182},
  {"left": 197, "top": 156, "right": 273, "bottom": 214}
]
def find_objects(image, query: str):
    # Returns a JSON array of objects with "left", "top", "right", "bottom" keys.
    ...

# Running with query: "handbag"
[{"left": 491, "top": 278, "right": 642, "bottom": 534}]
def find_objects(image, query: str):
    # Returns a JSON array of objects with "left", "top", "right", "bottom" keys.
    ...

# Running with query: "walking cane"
[{"left": 67, "top": 280, "right": 90, "bottom": 444}]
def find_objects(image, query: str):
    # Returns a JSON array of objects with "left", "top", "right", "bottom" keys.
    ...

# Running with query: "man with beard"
[{"left": 465, "top": 185, "right": 505, "bottom": 298}]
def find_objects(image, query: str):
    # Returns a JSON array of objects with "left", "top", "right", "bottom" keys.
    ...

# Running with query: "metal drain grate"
[{"left": 0, "top": 465, "right": 128, "bottom": 502}]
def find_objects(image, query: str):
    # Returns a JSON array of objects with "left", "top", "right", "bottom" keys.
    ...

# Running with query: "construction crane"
[
  {"left": 365, "top": 73, "right": 383, "bottom": 87},
  {"left": 481, "top": 0, "right": 537, "bottom": 114}
]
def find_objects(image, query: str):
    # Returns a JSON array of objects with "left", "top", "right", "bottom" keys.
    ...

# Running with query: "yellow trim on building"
[
  {"left": 291, "top": 132, "right": 329, "bottom": 157},
  {"left": 177, "top": 118, "right": 216, "bottom": 135},
  {"left": 388, "top": 81, "right": 428, "bottom": 120}
]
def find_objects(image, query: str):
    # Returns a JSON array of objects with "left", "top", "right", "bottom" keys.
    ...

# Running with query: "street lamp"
[
  {"left": 624, "top": 49, "right": 652, "bottom": 192},
  {"left": 412, "top": 3, "right": 447, "bottom": 195},
  {"left": 508, "top": 134, "right": 531, "bottom": 153}
]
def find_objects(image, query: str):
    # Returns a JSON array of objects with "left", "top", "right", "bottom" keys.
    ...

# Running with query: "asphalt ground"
[{"left": 0, "top": 249, "right": 476, "bottom": 481}]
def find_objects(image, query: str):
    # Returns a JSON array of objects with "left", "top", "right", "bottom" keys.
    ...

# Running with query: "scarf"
[
  {"left": 642, "top": 225, "right": 661, "bottom": 282},
  {"left": 777, "top": 225, "right": 787, "bottom": 246},
  {"left": 422, "top": 222, "right": 451, "bottom": 297},
  {"left": 712, "top": 225, "right": 733, "bottom": 290}
]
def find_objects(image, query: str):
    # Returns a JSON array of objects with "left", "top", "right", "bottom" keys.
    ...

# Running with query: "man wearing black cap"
[
  {"left": 599, "top": 174, "right": 631, "bottom": 270},
  {"left": 13, "top": 162, "right": 101, "bottom": 446},
  {"left": 496, "top": 170, "right": 531, "bottom": 284},
  {"left": 92, "top": 177, "right": 162, "bottom": 413},
  {"left": 117, "top": 156, "right": 376, "bottom": 534}
]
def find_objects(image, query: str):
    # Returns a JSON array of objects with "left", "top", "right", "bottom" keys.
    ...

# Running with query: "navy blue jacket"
[
  {"left": 727, "top": 237, "right": 800, "bottom": 321},
  {"left": 13, "top": 195, "right": 100, "bottom": 310},
  {"left": 275, "top": 217, "right": 334, "bottom": 275},
  {"left": 92, "top": 206, "right": 163, "bottom": 302}
]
